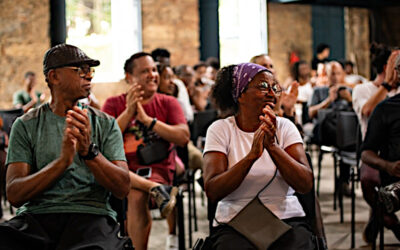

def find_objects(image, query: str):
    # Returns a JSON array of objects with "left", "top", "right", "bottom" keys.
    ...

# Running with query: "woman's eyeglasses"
[
  {"left": 63, "top": 66, "right": 95, "bottom": 78},
  {"left": 248, "top": 81, "right": 283, "bottom": 96}
]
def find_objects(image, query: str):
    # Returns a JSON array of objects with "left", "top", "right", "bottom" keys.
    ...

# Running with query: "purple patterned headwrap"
[{"left": 232, "top": 63, "right": 268, "bottom": 103}]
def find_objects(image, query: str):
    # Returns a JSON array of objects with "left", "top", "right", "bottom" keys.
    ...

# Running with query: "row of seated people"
[
  {"left": 0, "top": 43, "right": 323, "bottom": 250},
  {"left": 1, "top": 41, "right": 399, "bottom": 250}
]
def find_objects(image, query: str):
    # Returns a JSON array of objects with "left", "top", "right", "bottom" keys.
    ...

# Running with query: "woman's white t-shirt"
[{"left": 204, "top": 116, "right": 306, "bottom": 224}]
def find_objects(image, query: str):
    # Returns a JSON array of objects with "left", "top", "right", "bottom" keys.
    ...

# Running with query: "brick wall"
[
  {"left": 141, "top": 0, "right": 200, "bottom": 67},
  {"left": 0, "top": 0, "right": 50, "bottom": 109},
  {"left": 345, "top": 7, "right": 370, "bottom": 79},
  {"left": 267, "top": 3, "right": 313, "bottom": 84}
]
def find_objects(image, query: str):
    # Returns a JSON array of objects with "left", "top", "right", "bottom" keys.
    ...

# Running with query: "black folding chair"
[
  {"left": 0, "top": 108, "right": 24, "bottom": 216},
  {"left": 176, "top": 145, "right": 199, "bottom": 248},
  {"left": 335, "top": 111, "right": 361, "bottom": 248},
  {"left": 0, "top": 108, "right": 24, "bottom": 136},
  {"left": 190, "top": 109, "right": 218, "bottom": 149}
]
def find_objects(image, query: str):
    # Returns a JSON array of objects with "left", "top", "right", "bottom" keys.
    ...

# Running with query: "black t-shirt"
[
  {"left": 311, "top": 56, "right": 329, "bottom": 70},
  {"left": 362, "top": 94, "right": 400, "bottom": 186}
]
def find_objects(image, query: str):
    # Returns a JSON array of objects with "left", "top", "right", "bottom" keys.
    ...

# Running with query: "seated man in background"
[
  {"left": 13, "top": 71, "right": 46, "bottom": 113},
  {"left": 308, "top": 61, "right": 353, "bottom": 194},
  {"left": 102, "top": 52, "right": 190, "bottom": 250},
  {"left": 0, "top": 44, "right": 131, "bottom": 249}
]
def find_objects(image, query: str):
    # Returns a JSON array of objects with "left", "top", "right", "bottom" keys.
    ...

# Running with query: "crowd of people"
[{"left": 0, "top": 41, "right": 398, "bottom": 250}]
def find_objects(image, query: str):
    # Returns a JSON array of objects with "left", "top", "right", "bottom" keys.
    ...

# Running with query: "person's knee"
[
  {"left": 127, "top": 189, "right": 148, "bottom": 210},
  {"left": 360, "top": 164, "right": 380, "bottom": 187}
]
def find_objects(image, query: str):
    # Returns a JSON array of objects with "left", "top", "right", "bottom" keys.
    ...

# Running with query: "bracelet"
[
  {"left": 148, "top": 118, "right": 157, "bottom": 131},
  {"left": 381, "top": 82, "right": 392, "bottom": 91}
]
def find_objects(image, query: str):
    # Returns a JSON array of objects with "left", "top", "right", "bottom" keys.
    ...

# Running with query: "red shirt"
[{"left": 102, "top": 93, "right": 187, "bottom": 183}]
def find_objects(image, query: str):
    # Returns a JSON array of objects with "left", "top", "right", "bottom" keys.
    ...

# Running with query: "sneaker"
[
  {"left": 150, "top": 185, "right": 178, "bottom": 218},
  {"left": 379, "top": 184, "right": 400, "bottom": 214},
  {"left": 362, "top": 212, "right": 378, "bottom": 244},
  {"left": 166, "top": 234, "right": 178, "bottom": 250}
]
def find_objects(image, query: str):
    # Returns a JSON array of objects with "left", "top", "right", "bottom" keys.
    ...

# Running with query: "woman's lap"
[{"left": 210, "top": 217, "right": 315, "bottom": 250}]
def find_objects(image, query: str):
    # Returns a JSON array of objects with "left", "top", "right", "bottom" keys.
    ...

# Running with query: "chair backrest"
[
  {"left": 314, "top": 108, "right": 333, "bottom": 146},
  {"left": 109, "top": 195, "right": 128, "bottom": 236},
  {"left": 0, "top": 108, "right": 24, "bottom": 136},
  {"left": 336, "top": 111, "right": 360, "bottom": 151},
  {"left": 294, "top": 152, "right": 316, "bottom": 222},
  {"left": 190, "top": 109, "right": 218, "bottom": 143}
]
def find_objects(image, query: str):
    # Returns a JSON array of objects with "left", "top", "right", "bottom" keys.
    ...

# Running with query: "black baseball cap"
[{"left": 43, "top": 44, "right": 100, "bottom": 74}]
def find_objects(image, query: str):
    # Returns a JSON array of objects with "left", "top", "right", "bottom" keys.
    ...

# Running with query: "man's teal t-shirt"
[
  {"left": 6, "top": 103, "right": 127, "bottom": 220},
  {"left": 12, "top": 90, "right": 42, "bottom": 107}
]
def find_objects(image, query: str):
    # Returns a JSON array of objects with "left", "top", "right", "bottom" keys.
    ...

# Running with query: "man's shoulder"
[
  {"left": 87, "top": 106, "right": 115, "bottom": 122},
  {"left": 19, "top": 104, "right": 47, "bottom": 122},
  {"left": 381, "top": 93, "right": 400, "bottom": 107}
]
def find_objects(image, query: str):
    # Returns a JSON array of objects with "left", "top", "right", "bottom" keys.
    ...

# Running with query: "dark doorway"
[
  {"left": 312, "top": 5, "right": 345, "bottom": 61},
  {"left": 199, "top": 0, "right": 220, "bottom": 61}
]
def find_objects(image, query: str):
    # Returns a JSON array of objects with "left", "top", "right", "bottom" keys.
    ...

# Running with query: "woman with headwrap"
[{"left": 203, "top": 63, "right": 315, "bottom": 249}]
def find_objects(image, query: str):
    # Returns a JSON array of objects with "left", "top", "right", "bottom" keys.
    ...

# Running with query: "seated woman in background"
[
  {"left": 203, "top": 63, "right": 314, "bottom": 249},
  {"left": 157, "top": 63, "right": 178, "bottom": 97}
]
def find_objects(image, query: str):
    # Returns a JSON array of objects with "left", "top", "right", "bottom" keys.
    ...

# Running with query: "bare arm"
[
  {"left": 67, "top": 107, "right": 130, "bottom": 199},
  {"left": 203, "top": 125, "right": 266, "bottom": 203},
  {"left": 261, "top": 106, "right": 313, "bottom": 193},
  {"left": 309, "top": 86, "right": 337, "bottom": 119},
  {"left": 136, "top": 102, "right": 190, "bottom": 147},
  {"left": 6, "top": 160, "right": 70, "bottom": 207},
  {"left": 85, "top": 157, "right": 130, "bottom": 199},
  {"left": 266, "top": 143, "right": 313, "bottom": 193},
  {"left": 6, "top": 125, "right": 77, "bottom": 207},
  {"left": 116, "top": 108, "right": 135, "bottom": 132},
  {"left": 361, "top": 86, "right": 388, "bottom": 118},
  {"left": 363, "top": 50, "right": 400, "bottom": 118},
  {"left": 115, "top": 83, "right": 144, "bottom": 132},
  {"left": 362, "top": 150, "right": 400, "bottom": 178},
  {"left": 308, "top": 97, "right": 332, "bottom": 119}
]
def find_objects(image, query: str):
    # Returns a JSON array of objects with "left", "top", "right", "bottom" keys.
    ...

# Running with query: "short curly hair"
[{"left": 211, "top": 65, "right": 237, "bottom": 115}]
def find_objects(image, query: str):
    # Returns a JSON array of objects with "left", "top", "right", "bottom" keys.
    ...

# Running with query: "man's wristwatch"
[
  {"left": 81, "top": 143, "right": 99, "bottom": 160},
  {"left": 381, "top": 82, "right": 392, "bottom": 91}
]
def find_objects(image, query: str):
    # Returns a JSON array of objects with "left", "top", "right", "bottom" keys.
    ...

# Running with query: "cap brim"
[{"left": 77, "top": 59, "right": 100, "bottom": 67}]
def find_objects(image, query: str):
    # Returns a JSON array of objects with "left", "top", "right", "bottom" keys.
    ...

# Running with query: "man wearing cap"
[{"left": 0, "top": 44, "right": 130, "bottom": 249}]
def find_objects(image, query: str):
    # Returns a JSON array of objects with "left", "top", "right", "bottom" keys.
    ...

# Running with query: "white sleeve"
[
  {"left": 174, "top": 79, "right": 194, "bottom": 122},
  {"left": 277, "top": 118, "right": 303, "bottom": 149},
  {"left": 203, "top": 120, "right": 229, "bottom": 155},
  {"left": 352, "top": 85, "right": 369, "bottom": 118}
]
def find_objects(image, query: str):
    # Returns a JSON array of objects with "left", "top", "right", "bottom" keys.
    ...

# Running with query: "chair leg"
[
  {"left": 192, "top": 177, "right": 198, "bottom": 232},
  {"left": 187, "top": 172, "right": 193, "bottom": 248},
  {"left": 378, "top": 193, "right": 384, "bottom": 250},
  {"left": 351, "top": 167, "right": 355, "bottom": 249},
  {"left": 177, "top": 189, "right": 185, "bottom": 250},
  {"left": 338, "top": 159, "right": 344, "bottom": 223},
  {"left": 333, "top": 153, "right": 338, "bottom": 211},
  {"left": 317, "top": 149, "right": 323, "bottom": 196}
]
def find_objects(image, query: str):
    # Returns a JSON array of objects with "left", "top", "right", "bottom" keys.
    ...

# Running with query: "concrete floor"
[{"left": 2, "top": 152, "right": 400, "bottom": 249}]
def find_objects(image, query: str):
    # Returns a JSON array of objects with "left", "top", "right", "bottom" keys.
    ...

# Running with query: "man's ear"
[
  {"left": 125, "top": 73, "right": 138, "bottom": 84},
  {"left": 47, "top": 69, "right": 60, "bottom": 85}
]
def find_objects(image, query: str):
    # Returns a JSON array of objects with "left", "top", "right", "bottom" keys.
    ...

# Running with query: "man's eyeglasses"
[
  {"left": 248, "top": 81, "right": 283, "bottom": 96},
  {"left": 63, "top": 66, "right": 95, "bottom": 78}
]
